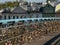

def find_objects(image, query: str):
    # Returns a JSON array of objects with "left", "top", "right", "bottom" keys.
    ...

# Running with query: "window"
[
  {"left": 0, "top": 16, "right": 2, "bottom": 20},
  {"left": 13, "top": 16, "right": 15, "bottom": 19},
  {"left": 8, "top": 16, "right": 11, "bottom": 19},
  {"left": 4, "top": 16, "right": 6, "bottom": 19},
  {"left": 17, "top": 16, "right": 19, "bottom": 19},
  {"left": 20, "top": 16, "right": 23, "bottom": 18}
]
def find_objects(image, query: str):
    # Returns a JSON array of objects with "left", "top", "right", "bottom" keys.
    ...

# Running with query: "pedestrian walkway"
[{"left": 23, "top": 32, "right": 60, "bottom": 45}]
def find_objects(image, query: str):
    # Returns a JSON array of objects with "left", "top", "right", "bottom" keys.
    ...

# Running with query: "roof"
[
  {"left": 2, "top": 8, "right": 11, "bottom": 13},
  {"left": 43, "top": 3, "right": 54, "bottom": 8},
  {"left": 27, "top": 11, "right": 40, "bottom": 13},
  {"left": 12, "top": 7, "right": 27, "bottom": 14}
]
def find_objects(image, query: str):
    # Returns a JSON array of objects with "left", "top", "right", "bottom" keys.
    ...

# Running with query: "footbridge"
[{"left": 0, "top": 17, "right": 60, "bottom": 24}]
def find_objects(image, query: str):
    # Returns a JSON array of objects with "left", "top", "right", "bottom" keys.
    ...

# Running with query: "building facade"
[
  {"left": 0, "top": 6, "right": 42, "bottom": 20},
  {"left": 42, "top": 3, "right": 55, "bottom": 17}
]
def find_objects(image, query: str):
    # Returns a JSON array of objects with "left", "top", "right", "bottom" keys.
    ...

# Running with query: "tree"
[{"left": 0, "top": 1, "right": 19, "bottom": 9}]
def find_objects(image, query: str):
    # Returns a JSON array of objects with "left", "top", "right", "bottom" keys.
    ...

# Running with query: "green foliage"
[
  {"left": 0, "top": 0, "right": 56, "bottom": 10},
  {"left": 0, "top": 2, "right": 19, "bottom": 9}
]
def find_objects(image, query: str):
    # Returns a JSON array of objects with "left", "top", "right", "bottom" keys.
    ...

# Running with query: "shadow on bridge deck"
[{"left": 44, "top": 34, "right": 60, "bottom": 45}]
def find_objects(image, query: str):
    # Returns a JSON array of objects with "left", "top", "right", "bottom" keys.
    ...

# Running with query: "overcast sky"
[{"left": 0, "top": 0, "right": 46, "bottom": 3}]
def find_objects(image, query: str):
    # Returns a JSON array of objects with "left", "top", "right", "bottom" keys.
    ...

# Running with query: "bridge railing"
[
  {"left": 0, "top": 17, "right": 60, "bottom": 23},
  {"left": 0, "top": 17, "right": 60, "bottom": 28}
]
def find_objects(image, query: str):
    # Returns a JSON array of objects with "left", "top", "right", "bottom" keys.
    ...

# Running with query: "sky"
[
  {"left": 0, "top": 0, "right": 46, "bottom": 3},
  {"left": 0, "top": 0, "right": 16, "bottom": 3}
]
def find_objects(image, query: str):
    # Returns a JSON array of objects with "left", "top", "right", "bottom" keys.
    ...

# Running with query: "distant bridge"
[{"left": 0, "top": 17, "right": 60, "bottom": 24}]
